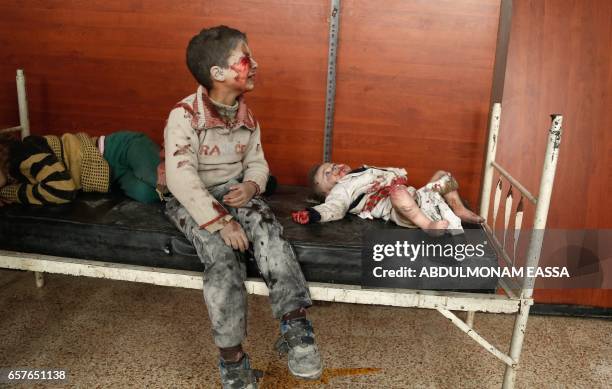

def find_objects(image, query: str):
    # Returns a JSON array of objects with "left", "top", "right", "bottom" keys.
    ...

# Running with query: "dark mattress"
[{"left": 0, "top": 186, "right": 499, "bottom": 290}]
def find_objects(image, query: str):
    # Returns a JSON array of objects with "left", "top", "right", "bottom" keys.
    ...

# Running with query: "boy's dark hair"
[
  {"left": 307, "top": 163, "right": 325, "bottom": 202},
  {"left": 186, "top": 25, "right": 247, "bottom": 90}
]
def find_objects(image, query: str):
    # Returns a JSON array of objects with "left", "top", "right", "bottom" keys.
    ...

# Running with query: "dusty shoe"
[
  {"left": 219, "top": 354, "right": 263, "bottom": 389},
  {"left": 275, "top": 318, "right": 323, "bottom": 380}
]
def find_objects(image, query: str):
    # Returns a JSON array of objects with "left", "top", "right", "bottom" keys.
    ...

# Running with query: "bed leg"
[
  {"left": 502, "top": 302, "right": 530, "bottom": 389},
  {"left": 465, "top": 311, "right": 475, "bottom": 328},
  {"left": 34, "top": 272, "right": 45, "bottom": 288}
]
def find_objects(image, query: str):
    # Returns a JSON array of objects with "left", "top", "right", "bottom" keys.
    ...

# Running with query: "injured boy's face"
[
  {"left": 224, "top": 40, "right": 258, "bottom": 93},
  {"left": 313, "top": 162, "right": 352, "bottom": 196}
]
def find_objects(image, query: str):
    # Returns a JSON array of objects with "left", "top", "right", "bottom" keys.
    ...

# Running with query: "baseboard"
[{"left": 531, "top": 303, "right": 611, "bottom": 319}]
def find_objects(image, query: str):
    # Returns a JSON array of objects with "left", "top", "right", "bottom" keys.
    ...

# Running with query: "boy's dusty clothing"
[
  {"left": 164, "top": 86, "right": 312, "bottom": 349},
  {"left": 164, "top": 85, "right": 268, "bottom": 233},
  {"left": 166, "top": 26, "right": 323, "bottom": 383},
  {"left": 310, "top": 166, "right": 462, "bottom": 229},
  {"left": 165, "top": 178, "right": 311, "bottom": 348}
]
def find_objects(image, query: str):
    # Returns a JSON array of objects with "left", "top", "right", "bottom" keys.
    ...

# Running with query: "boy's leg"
[
  {"left": 165, "top": 198, "right": 248, "bottom": 349},
  {"left": 230, "top": 197, "right": 311, "bottom": 319},
  {"left": 230, "top": 197, "right": 322, "bottom": 380},
  {"left": 389, "top": 185, "right": 449, "bottom": 231},
  {"left": 427, "top": 171, "right": 483, "bottom": 223},
  {"left": 166, "top": 197, "right": 263, "bottom": 388}
]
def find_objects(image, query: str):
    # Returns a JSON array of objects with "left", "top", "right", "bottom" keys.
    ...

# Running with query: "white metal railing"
[
  {"left": 478, "top": 102, "right": 564, "bottom": 388},
  {"left": 16, "top": 69, "right": 30, "bottom": 137},
  {"left": 491, "top": 161, "right": 537, "bottom": 204},
  {"left": 1, "top": 69, "right": 29, "bottom": 138}
]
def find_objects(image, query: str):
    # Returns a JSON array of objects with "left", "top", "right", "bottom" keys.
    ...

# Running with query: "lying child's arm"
[
  {"left": 0, "top": 137, "right": 77, "bottom": 205},
  {"left": 292, "top": 185, "right": 351, "bottom": 224}
]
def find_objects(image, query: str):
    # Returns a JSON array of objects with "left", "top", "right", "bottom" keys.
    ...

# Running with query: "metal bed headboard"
[
  {"left": 479, "top": 102, "right": 563, "bottom": 300},
  {"left": 1, "top": 69, "right": 29, "bottom": 138},
  {"left": 479, "top": 102, "right": 563, "bottom": 387}
]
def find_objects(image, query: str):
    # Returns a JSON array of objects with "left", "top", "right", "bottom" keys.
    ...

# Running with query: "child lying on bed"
[
  {"left": 291, "top": 163, "right": 483, "bottom": 234},
  {"left": 0, "top": 131, "right": 166, "bottom": 205}
]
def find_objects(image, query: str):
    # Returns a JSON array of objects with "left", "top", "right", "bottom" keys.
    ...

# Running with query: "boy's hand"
[
  {"left": 291, "top": 210, "right": 310, "bottom": 224},
  {"left": 223, "top": 183, "right": 257, "bottom": 208},
  {"left": 219, "top": 220, "right": 249, "bottom": 252}
]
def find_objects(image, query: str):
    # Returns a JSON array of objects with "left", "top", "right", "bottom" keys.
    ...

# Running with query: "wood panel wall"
[
  {"left": 333, "top": 0, "right": 501, "bottom": 208},
  {"left": 0, "top": 0, "right": 329, "bottom": 185},
  {"left": 496, "top": 0, "right": 612, "bottom": 307},
  {"left": 0, "top": 0, "right": 501, "bottom": 195}
]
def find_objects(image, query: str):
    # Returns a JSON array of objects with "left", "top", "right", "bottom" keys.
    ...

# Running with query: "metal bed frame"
[{"left": 0, "top": 70, "right": 563, "bottom": 388}]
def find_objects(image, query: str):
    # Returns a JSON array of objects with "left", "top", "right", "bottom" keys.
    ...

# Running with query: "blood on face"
[{"left": 230, "top": 55, "right": 251, "bottom": 84}]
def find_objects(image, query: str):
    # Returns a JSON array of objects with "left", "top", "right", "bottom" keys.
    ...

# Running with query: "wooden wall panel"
[
  {"left": 0, "top": 0, "right": 329, "bottom": 185},
  {"left": 332, "top": 0, "right": 501, "bottom": 208},
  {"left": 0, "top": 0, "right": 502, "bottom": 191},
  {"left": 497, "top": 0, "right": 612, "bottom": 307}
]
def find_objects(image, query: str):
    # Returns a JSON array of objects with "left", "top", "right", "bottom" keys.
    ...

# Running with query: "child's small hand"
[
  {"left": 291, "top": 210, "right": 310, "bottom": 224},
  {"left": 223, "top": 182, "right": 257, "bottom": 208},
  {"left": 219, "top": 220, "right": 249, "bottom": 252},
  {"left": 0, "top": 168, "right": 7, "bottom": 189}
]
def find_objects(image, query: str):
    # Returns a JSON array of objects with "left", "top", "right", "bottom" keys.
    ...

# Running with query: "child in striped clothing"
[{"left": 0, "top": 131, "right": 165, "bottom": 206}]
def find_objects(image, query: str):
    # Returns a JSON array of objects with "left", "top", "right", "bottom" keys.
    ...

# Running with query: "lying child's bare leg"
[
  {"left": 427, "top": 171, "right": 484, "bottom": 224},
  {"left": 444, "top": 191, "right": 484, "bottom": 224},
  {"left": 389, "top": 185, "right": 449, "bottom": 231}
]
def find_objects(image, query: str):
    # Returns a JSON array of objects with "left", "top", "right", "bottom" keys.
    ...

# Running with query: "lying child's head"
[
  {"left": 186, "top": 25, "right": 258, "bottom": 94},
  {"left": 308, "top": 162, "right": 352, "bottom": 198},
  {"left": 0, "top": 133, "right": 18, "bottom": 188}
]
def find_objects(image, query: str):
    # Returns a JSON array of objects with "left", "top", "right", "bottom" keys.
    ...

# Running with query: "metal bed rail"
[
  {"left": 478, "top": 102, "right": 564, "bottom": 387},
  {"left": 1, "top": 69, "right": 29, "bottom": 136}
]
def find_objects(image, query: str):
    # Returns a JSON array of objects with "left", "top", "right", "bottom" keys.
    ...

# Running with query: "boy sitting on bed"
[
  {"left": 163, "top": 25, "right": 322, "bottom": 388},
  {"left": 292, "top": 163, "right": 483, "bottom": 234}
]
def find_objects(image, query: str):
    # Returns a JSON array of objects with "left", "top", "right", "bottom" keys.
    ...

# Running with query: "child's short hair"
[
  {"left": 186, "top": 25, "right": 247, "bottom": 91},
  {"left": 0, "top": 133, "right": 18, "bottom": 180},
  {"left": 308, "top": 163, "right": 325, "bottom": 202}
]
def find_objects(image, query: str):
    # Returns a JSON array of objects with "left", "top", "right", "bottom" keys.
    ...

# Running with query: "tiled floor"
[{"left": 0, "top": 269, "right": 610, "bottom": 388}]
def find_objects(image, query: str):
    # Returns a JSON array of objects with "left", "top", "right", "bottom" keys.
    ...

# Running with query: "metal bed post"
[
  {"left": 502, "top": 115, "right": 563, "bottom": 388},
  {"left": 480, "top": 102, "right": 502, "bottom": 220},
  {"left": 465, "top": 102, "right": 501, "bottom": 329},
  {"left": 16, "top": 69, "right": 30, "bottom": 137},
  {"left": 14, "top": 69, "right": 41, "bottom": 287}
]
